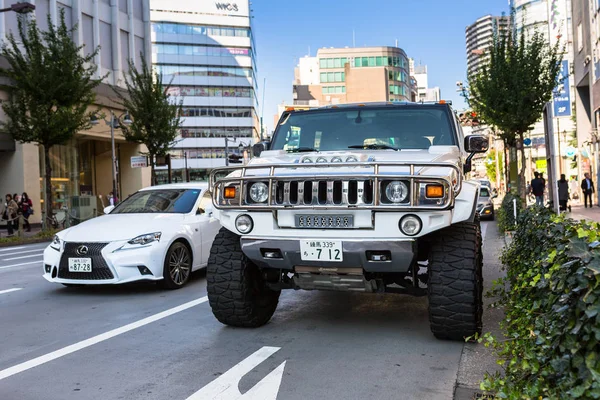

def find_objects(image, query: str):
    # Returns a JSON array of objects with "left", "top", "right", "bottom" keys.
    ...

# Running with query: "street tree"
[
  {"left": 114, "top": 57, "right": 182, "bottom": 185},
  {"left": 0, "top": 11, "right": 103, "bottom": 226},
  {"left": 467, "top": 10, "right": 562, "bottom": 196}
]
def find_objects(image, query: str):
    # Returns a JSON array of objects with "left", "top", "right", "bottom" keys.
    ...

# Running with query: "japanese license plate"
[
  {"left": 68, "top": 258, "right": 92, "bottom": 272},
  {"left": 300, "top": 240, "right": 343, "bottom": 262}
]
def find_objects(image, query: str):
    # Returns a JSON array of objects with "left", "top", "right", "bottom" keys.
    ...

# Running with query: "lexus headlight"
[
  {"left": 50, "top": 235, "right": 62, "bottom": 250},
  {"left": 128, "top": 232, "right": 162, "bottom": 246},
  {"left": 385, "top": 181, "right": 409, "bottom": 203},
  {"left": 249, "top": 182, "right": 269, "bottom": 203}
]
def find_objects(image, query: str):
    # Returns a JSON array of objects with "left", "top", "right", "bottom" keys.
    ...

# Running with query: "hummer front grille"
[{"left": 210, "top": 161, "right": 461, "bottom": 211}]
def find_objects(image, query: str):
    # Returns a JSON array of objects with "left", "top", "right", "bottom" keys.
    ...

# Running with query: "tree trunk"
[
  {"left": 44, "top": 145, "right": 53, "bottom": 231},
  {"left": 150, "top": 154, "right": 155, "bottom": 186},
  {"left": 518, "top": 132, "right": 527, "bottom": 198}
]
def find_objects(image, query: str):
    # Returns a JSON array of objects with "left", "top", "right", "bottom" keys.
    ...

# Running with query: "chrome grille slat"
[
  {"left": 298, "top": 181, "right": 305, "bottom": 205},
  {"left": 283, "top": 182, "right": 291, "bottom": 205},
  {"left": 356, "top": 181, "right": 365, "bottom": 205},
  {"left": 326, "top": 181, "right": 335, "bottom": 205},
  {"left": 341, "top": 181, "right": 349, "bottom": 205},
  {"left": 312, "top": 181, "right": 319, "bottom": 205}
]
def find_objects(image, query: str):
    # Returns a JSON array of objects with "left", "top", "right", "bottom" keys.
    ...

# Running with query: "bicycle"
[{"left": 46, "top": 206, "right": 68, "bottom": 230}]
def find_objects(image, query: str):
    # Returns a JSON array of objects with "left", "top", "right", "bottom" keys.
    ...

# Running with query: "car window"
[
  {"left": 480, "top": 187, "right": 490, "bottom": 197},
  {"left": 110, "top": 189, "right": 202, "bottom": 214},
  {"left": 271, "top": 105, "right": 456, "bottom": 152}
]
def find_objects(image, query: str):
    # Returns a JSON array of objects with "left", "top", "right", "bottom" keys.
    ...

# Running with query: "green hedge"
[
  {"left": 480, "top": 207, "right": 600, "bottom": 398},
  {"left": 497, "top": 193, "right": 524, "bottom": 233}
]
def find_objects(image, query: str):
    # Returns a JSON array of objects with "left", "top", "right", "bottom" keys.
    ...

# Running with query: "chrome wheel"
[{"left": 169, "top": 244, "right": 191, "bottom": 286}]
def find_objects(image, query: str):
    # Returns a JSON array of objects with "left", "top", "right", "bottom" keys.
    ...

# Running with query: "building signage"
[
  {"left": 130, "top": 156, "right": 148, "bottom": 168},
  {"left": 553, "top": 60, "right": 571, "bottom": 117},
  {"left": 215, "top": 3, "right": 239, "bottom": 12}
]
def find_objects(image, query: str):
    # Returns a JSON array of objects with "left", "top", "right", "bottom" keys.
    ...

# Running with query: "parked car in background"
[
  {"left": 43, "top": 183, "right": 220, "bottom": 289},
  {"left": 478, "top": 179, "right": 492, "bottom": 190},
  {"left": 476, "top": 186, "right": 496, "bottom": 220}
]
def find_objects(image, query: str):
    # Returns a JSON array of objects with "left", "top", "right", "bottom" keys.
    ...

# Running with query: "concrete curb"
[{"left": 0, "top": 238, "right": 51, "bottom": 248}]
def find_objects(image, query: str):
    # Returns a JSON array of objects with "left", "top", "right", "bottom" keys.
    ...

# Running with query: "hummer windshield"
[{"left": 271, "top": 105, "right": 457, "bottom": 152}]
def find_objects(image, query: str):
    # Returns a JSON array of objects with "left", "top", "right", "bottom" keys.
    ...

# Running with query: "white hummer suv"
[{"left": 206, "top": 101, "right": 488, "bottom": 340}]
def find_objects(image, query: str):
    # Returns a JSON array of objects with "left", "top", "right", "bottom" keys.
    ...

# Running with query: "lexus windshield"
[
  {"left": 110, "top": 189, "right": 201, "bottom": 214},
  {"left": 271, "top": 105, "right": 457, "bottom": 152}
]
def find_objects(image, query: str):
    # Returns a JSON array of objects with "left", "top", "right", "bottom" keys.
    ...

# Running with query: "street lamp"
[
  {"left": 91, "top": 111, "right": 132, "bottom": 206},
  {"left": 0, "top": 2, "right": 35, "bottom": 13}
]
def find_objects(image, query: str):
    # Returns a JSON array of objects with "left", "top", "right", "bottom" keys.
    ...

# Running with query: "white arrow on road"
[{"left": 187, "top": 346, "right": 286, "bottom": 400}]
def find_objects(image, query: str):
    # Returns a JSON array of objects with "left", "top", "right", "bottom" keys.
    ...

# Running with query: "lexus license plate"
[
  {"left": 68, "top": 258, "right": 92, "bottom": 272},
  {"left": 300, "top": 240, "right": 343, "bottom": 262}
]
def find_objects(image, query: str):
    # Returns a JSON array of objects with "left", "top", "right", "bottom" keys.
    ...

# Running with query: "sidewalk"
[
  {"left": 568, "top": 204, "right": 600, "bottom": 223},
  {"left": 0, "top": 225, "right": 43, "bottom": 240}
]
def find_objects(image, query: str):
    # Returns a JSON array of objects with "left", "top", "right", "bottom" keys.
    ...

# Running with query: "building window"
[
  {"left": 152, "top": 22, "right": 250, "bottom": 39},
  {"left": 322, "top": 86, "right": 346, "bottom": 94},
  {"left": 180, "top": 107, "right": 253, "bottom": 118},
  {"left": 166, "top": 86, "right": 253, "bottom": 98},
  {"left": 155, "top": 64, "right": 253, "bottom": 79},
  {"left": 100, "top": 21, "right": 112, "bottom": 69},
  {"left": 320, "top": 58, "right": 349, "bottom": 69},
  {"left": 153, "top": 43, "right": 251, "bottom": 58}
]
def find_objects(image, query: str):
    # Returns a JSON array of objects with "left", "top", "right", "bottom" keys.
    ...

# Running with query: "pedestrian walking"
[
  {"left": 19, "top": 192, "right": 33, "bottom": 232},
  {"left": 531, "top": 172, "right": 546, "bottom": 206},
  {"left": 581, "top": 172, "right": 595, "bottom": 208},
  {"left": 109, "top": 192, "right": 119, "bottom": 206},
  {"left": 558, "top": 174, "right": 570, "bottom": 212},
  {"left": 2, "top": 194, "right": 19, "bottom": 236}
]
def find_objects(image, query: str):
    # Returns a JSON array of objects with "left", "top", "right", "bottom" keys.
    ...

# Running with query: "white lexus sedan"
[{"left": 42, "top": 183, "right": 220, "bottom": 289}]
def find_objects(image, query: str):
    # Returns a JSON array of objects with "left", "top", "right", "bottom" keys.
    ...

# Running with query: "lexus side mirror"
[
  {"left": 103, "top": 205, "right": 115, "bottom": 214},
  {"left": 465, "top": 135, "right": 489, "bottom": 153},
  {"left": 253, "top": 141, "right": 271, "bottom": 157}
]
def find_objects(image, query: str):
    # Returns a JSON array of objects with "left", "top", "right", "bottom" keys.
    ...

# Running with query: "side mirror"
[
  {"left": 253, "top": 141, "right": 271, "bottom": 157},
  {"left": 197, "top": 206, "right": 213, "bottom": 217},
  {"left": 103, "top": 205, "right": 115, "bottom": 214},
  {"left": 465, "top": 135, "right": 489, "bottom": 153}
]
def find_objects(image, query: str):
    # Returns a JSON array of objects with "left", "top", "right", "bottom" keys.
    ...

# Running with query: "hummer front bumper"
[{"left": 241, "top": 238, "right": 416, "bottom": 273}]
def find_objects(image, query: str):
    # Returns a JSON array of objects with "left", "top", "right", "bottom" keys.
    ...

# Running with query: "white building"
[
  {"left": 409, "top": 60, "right": 441, "bottom": 102},
  {"left": 150, "top": 0, "right": 258, "bottom": 183},
  {"left": 0, "top": 0, "right": 152, "bottom": 226},
  {"left": 465, "top": 14, "right": 510, "bottom": 77}
]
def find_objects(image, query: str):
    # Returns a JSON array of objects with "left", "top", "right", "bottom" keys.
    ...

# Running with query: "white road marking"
[
  {"left": 0, "top": 249, "right": 48, "bottom": 257},
  {"left": 0, "top": 261, "right": 41, "bottom": 270},
  {"left": 0, "top": 288, "right": 22, "bottom": 295},
  {"left": 0, "top": 296, "right": 208, "bottom": 381},
  {"left": 0, "top": 246, "right": 26, "bottom": 252},
  {"left": 187, "top": 346, "right": 286, "bottom": 400},
  {"left": 3, "top": 253, "right": 44, "bottom": 261}
]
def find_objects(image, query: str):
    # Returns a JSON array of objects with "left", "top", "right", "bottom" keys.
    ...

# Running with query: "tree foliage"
[
  {"left": 114, "top": 57, "right": 182, "bottom": 184},
  {"left": 0, "top": 10, "right": 102, "bottom": 224},
  {"left": 467, "top": 9, "right": 563, "bottom": 196}
]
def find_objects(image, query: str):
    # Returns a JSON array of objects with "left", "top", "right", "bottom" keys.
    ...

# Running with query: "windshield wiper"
[
  {"left": 286, "top": 147, "right": 318, "bottom": 153},
  {"left": 348, "top": 144, "right": 399, "bottom": 150}
]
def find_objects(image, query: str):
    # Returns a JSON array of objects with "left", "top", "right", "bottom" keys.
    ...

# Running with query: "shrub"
[
  {"left": 481, "top": 207, "right": 600, "bottom": 399},
  {"left": 497, "top": 193, "right": 524, "bottom": 232}
]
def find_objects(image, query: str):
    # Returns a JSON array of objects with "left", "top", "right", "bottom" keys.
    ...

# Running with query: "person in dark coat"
[
  {"left": 581, "top": 173, "right": 595, "bottom": 208},
  {"left": 558, "top": 174, "right": 570, "bottom": 212}
]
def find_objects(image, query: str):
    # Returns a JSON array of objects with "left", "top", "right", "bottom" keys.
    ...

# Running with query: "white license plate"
[
  {"left": 68, "top": 258, "right": 92, "bottom": 272},
  {"left": 300, "top": 240, "right": 343, "bottom": 262}
]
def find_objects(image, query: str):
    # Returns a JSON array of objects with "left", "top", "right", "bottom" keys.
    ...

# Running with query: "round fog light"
[
  {"left": 235, "top": 214, "right": 254, "bottom": 234},
  {"left": 399, "top": 215, "right": 422, "bottom": 236}
]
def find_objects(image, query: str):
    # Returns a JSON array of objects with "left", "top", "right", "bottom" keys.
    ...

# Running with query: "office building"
[
  {"left": 409, "top": 60, "right": 441, "bottom": 102},
  {"left": 150, "top": 0, "right": 259, "bottom": 182},
  {"left": 465, "top": 14, "right": 510, "bottom": 77},
  {"left": 0, "top": 0, "right": 152, "bottom": 226},
  {"left": 293, "top": 46, "right": 412, "bottom": 107}
]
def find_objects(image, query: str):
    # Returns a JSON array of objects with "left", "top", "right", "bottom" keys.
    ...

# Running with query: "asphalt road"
[{"left": 0, "top": 221, "right": 495, "bottom": 400}]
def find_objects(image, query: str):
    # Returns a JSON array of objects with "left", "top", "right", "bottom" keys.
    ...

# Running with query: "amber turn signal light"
[
  {"left": 426, "top": 185, "right": 444, "bottom": 198},
  {"left": 224, "top": 187, "right": 237, "bottom": 199}
]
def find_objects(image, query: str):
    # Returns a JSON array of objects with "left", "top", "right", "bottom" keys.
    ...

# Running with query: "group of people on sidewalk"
[
  {"left": 1, "top": 192, "right": 33, "bottom": 236},
  {"left": 528, "top": 171, "right": 596, "bottom": 212}
]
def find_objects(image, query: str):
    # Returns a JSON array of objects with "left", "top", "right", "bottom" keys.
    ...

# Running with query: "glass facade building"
[{"left": 150, "top": 0, "right": 258, "bottom": 183}]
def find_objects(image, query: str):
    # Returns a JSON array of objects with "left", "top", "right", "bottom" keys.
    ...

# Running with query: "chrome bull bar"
[{"left": 209, "top": 161, "right": 462, "bottom": 211}]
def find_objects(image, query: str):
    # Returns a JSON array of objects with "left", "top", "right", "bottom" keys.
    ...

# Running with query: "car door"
[{"left": 197, "top": 190, "right": 221, "bottom": 266}]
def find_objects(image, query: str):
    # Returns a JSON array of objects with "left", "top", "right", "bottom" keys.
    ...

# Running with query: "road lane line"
[
  {"left": 0, "top": 261, "right": 41, "bottom": 270},
  {"left": 3, "top": 253, "right": 44, "bottom": 261},
  {"left": 0, "top": 296, "right": 208, "bottom": 381},
  {"left": 0, "top": 246, "right": 26, "bottom": 252},
  {"left": 0, "top": 249, "right": 48, "bottom": 257},
  {"left": 0, "top": 288, "right": 22, "bottom": 295}
]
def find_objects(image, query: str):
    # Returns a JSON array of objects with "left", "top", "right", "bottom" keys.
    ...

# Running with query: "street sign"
[
  {"left": 523, "top": 138, "right": 532, "bottom": 146},
  {"left": 566, "top": 147, "right": 576, "bottom": 157},
  {"left": 130, "top": 156, "right": 147, "bottom": 168}
]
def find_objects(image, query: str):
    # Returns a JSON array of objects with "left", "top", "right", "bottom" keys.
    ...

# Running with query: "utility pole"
[{"left": 110, "top": 111, "right": 118, "bottom": 205}]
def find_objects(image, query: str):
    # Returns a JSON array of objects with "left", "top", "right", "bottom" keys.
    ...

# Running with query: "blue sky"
[{"left": 253, "top": 0, "right": 509, "bottom": 134}]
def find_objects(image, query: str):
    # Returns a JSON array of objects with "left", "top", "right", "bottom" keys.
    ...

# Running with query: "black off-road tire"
[
  {"left": 207, "top": 227, "right": 280, "bottom": 327},
  {"left": 428, "top": 220, "right": 483, "bottom": 340}
]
